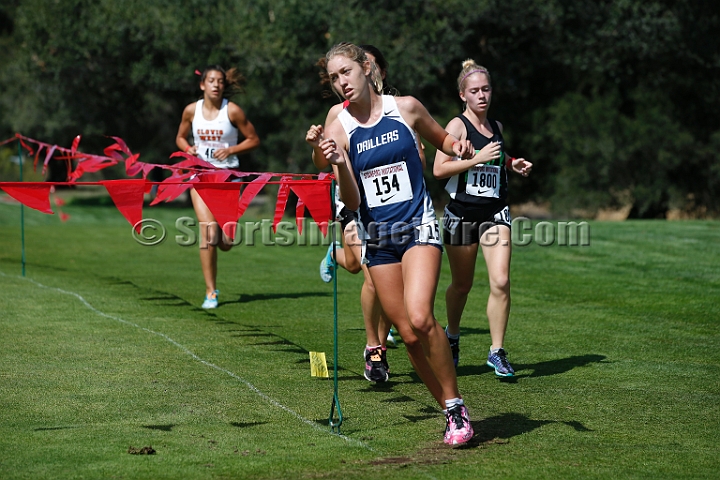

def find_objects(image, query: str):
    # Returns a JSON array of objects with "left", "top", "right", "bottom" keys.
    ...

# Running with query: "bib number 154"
[{"left": 360, "top": 161, "right": 413, "bottom": 208}]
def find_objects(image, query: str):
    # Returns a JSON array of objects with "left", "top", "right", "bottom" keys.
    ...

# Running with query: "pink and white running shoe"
[{"left": 444, "top": 405, "right": 474, "bottom": 445}]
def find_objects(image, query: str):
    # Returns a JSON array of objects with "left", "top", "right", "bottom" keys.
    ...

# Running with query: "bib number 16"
[
  {"left": 204, "top": 147, "right": 217, "bottom": 160},
  {"left": 197, "top": 140, "right": 229, "bottom": 162}
]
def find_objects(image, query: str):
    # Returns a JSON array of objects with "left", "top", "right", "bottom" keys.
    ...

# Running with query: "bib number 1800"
[{"left": 466, "top": 164, "right": 501, "bottom": 197}]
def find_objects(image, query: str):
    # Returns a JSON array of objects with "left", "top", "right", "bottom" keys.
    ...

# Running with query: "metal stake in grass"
[
  {"left": 17, "top": 139, "right": 26, "bottom": 277},
  {"left": 328, "top": 180, "right": 343, "bottom": 433}
]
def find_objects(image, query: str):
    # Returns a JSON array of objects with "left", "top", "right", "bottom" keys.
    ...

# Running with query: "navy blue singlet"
[{"left": 337, "top": 95, "right": 436, "bottom": 240}]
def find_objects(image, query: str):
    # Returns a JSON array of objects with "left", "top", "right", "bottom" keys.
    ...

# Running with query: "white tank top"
[{"left": 192, "top": 98, "right": 240, "bottom": 169}]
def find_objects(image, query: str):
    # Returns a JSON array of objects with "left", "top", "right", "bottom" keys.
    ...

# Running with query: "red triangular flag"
[
  {"left": 193, "top": 183, "right": 243, "bottom": 240},
  {"left": 0, "top": 184, "right": 53, "bottom": 214},
  {"left": 149, "top": 173, "right": 197, "bottom": 205},
  {"left": 102, "top": 180, "right": 146, "bottom": 232},
  {"left": 295, "top": 194, "right": 306, "bottom": 235},
  {"left": 124, "top": 154, "right": 144, "bottom": 177},
  {"left": 272, "top": 176, "right": 292, "bottom": 233},
  {"left": 41, "top": 145, "right": 57, "bottom": 175},
  {"left": 70, "top": 157, "right": 117, "bottom": 181},
  {"left": 198, "top": 170, "right": 233, "bottom": 183},
  {"left": 237, "top": 173, "right": 272, "bottom": 218},
  {"left": 32, "top": 144, "right": 45, "bottom": 171},
  {"left": 70, "top": 135, "right": 81, "bottom": 154},
  {"left": 290, "top": 181, "right": 332, "bottom": 236},
  {"left": 107, "top": 136, "right": 133, "bottom": 156}
]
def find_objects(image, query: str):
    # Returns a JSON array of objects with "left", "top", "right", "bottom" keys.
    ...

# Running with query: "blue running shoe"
[
  {"left": 319, "top": 242, "right": 340, "bottom": 283},
  {"left": 487, "top": 348, "right": 514, "bottom": 377},
  {"left": 202, "top": 290, "right": 219, "bottom": 309}
]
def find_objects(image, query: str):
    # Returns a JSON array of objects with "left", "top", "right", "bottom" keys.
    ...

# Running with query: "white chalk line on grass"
[{"left": 0, "top": 271, "right": 372, "bottom": 451}]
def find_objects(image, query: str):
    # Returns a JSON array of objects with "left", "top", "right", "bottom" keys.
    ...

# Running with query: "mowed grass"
[{"left": 0, "top": 200, "right": 718, "bottom": 479}]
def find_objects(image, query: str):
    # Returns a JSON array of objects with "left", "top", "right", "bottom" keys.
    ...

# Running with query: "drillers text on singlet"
[{"left": 356, "top": 130, "right": 400, "bottom": 154}]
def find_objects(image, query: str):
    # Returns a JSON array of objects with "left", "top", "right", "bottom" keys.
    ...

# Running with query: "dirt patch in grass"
[
  {"left": 127, "top": 446, "right": 156, "bottom": 455},
  {"left": 357, "top": 433, "right": 512, "bottom": 472},
  {"left": 369, "top": 457, "right": 413, "bottom": 466}
]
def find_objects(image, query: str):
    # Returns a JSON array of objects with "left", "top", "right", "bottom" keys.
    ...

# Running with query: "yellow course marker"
[{"left": 309, "top": 352, "right": 329, "bottom": 378}]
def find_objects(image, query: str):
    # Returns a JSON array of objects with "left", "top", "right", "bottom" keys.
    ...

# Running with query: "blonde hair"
[
  {"left": 325, "top": 43, "right": 383, "bottom": 98},
  {"left": 457, "top": 59, "right": 491, "bottom": 92}
]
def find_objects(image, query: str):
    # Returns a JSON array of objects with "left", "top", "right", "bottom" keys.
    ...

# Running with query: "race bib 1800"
[
  {"left": 466, "top": 164, "right": 501, "bottom": 197},
  {"left": 197, "top": 140, "right": 229, "bottom": 162},
  {"left": 360, "top": 161, "right": 413, "bottom": 208}
]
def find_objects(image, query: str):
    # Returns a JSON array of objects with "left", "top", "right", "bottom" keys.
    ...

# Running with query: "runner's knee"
[
  {"left": 449, "top": 279, "right": 474, "bottom": 296},
  {"left": 407, "top": 312, "right": 435, "bottom": 336},
  {"left": 344, "top": 250, "right": 362, "bottom": 273},
  {"left": 489, "top": 274, "right": 510, "bottom": 296},
  {"left": 362, "top": 271, "right": 377, "bottom": 293}
]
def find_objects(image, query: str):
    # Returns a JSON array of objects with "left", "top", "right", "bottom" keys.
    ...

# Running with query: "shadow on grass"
[
  {"left": 143, "top": 424, "right": 175, "bottom": 431},
  {"left": 140, "top": 294, "right": 194, "bottom": 307},
  {"left": 34, "top": 426, "right": 80, "bottom": 431},
  {"left": 230, "top": 421, "right": 268, "bottom": 428},
  {"left": 356, "top": 380, "right": 396, "bottom": 391},
  {"left": 223, "top": 291, "right": 331, "bottom": 305},
  {"left": 251, "top": 339, "right": 297, "bottom": 346},
  {"left": 457, "top": 412, "right": 592, "bottom": 449},
  {"left": 515, "top": 354, "right": 607, "bottom": 378},
  {"left": 311, "top": 418, "right": 364, "bottom": 437},
  {"left": 314, "top": 418, "right": 335, "bottom": 427},
  {"left": 403, "top": 414, "right": 437, "bottom": 423},
  {"left": 231, "top": 332, "right": 276, "bottom": 337},
  {"left": 248, "top": 339, "right": 309, "bottom": 355},
  {"left": 458, "top": 327, "right": 491, "bottom": 336},
  {"left": 337, "top": 374, "right": 366, "bottom": 381},
  {"left": 456, "top": 364, "right": 492, "bottom": 377},
  {"left": 304, "top": 371, "right": 363, "bottom": 381}
]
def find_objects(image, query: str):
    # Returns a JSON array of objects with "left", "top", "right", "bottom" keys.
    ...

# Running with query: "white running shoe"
[
  {"left": 386, "top": 328, "right": 397, "bottom": 347},
  {"left": 202, "top": 290, "right": 219, "bottom": 309}
]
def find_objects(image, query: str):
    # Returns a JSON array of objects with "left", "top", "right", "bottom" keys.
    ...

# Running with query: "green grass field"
[{"left": 0, "top": 199, "right": 718, "bottom": 479}]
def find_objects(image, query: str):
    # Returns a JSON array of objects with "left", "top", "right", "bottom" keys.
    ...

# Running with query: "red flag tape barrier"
[{"left": 1, "top": 135, "right": 334, "bottom": 233}]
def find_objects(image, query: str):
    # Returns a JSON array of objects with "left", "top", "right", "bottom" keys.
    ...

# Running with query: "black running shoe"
[
  {"left": 446, "top": 332, "right": 460, "bottom": 367},
  {"left": 364, "top": 347, "right": 388, "bottom": 382},
  {"left": 381, "top": 346, "right": 390, "bottom": 373}
]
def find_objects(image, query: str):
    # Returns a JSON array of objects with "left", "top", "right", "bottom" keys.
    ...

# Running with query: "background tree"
[{"left": 0, "top": 0, "right": 717, "bottom": 217}]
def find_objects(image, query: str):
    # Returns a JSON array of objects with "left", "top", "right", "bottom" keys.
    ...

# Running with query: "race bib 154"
[{"left": 360, "top": 161, "right": 413, "bottom": 208}]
